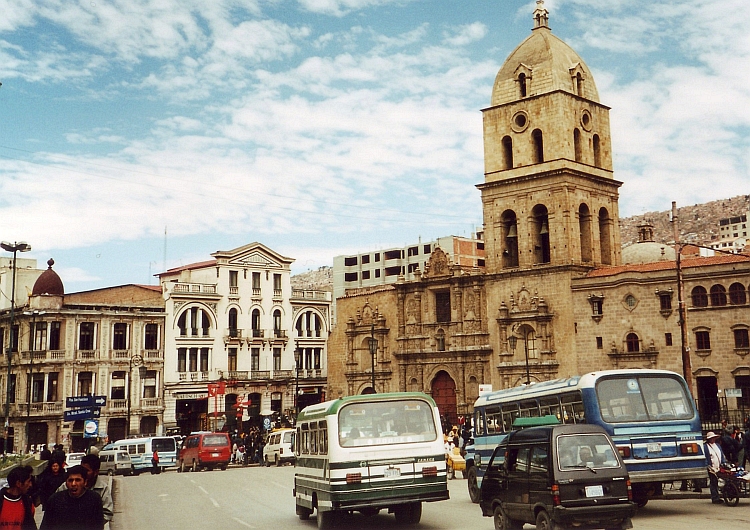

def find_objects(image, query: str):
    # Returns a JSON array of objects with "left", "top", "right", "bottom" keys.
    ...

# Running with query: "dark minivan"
[{"left": 480, "top": 424, "right": 635, "bottom": 530}]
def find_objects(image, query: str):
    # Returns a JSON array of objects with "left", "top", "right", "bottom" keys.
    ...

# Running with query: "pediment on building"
[
  {"left": 424, "top": 247, "right": 451, "bottom": 277},
  {"left": 212, "top": 242, "right": 293, "bottom": 269}
]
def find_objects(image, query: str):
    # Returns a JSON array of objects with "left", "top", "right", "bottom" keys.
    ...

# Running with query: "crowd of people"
[
  {"left": 0, "top": 446, "right": 112, "bottom": 529},
  {"left": 704, "top": 418, "right": 750, "bottom": 504}
]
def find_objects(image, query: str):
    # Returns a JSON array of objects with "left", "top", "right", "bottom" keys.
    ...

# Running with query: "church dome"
[
  {"left": 490, "top": 1, "right": 599, "bottom": 107},
  {"left": 622, "top": 242, "right": 676, "bottom": 264},
  {"left": 32, "top": 258, "right": 64, "bottom": 296}
]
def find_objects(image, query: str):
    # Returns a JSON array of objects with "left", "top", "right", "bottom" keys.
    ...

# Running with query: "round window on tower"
[
  {"left": 580, "top": 109, "right": 593, "bottom": 131},
  {"left": 511, "top": 110, "right": 530, "bottom": 133}
]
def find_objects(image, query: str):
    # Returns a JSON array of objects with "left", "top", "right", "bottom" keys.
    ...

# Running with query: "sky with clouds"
[{"left": 1, "top": 0, "right": 748, "bottom": 293}]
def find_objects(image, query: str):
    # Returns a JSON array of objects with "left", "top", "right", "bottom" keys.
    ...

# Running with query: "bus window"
[
  {"left": 501, "top": 404, "right": 519, "bottom": 431},
  {"left": 301, "top": 424, "right": 310, "bottom": 454},
  {"left": 319, "top": 421, "right": 328, "bottom": 454},
  {"left": 295, "top": 427, "right": 301, "bottom": 454},
  {"left": 311, "top": 428, "right": 318, "bottom": 454},
  {"left": 128, "top": 445, "right": 136, "bottom": 455},
  {"left": 137, "top": 444, "right": 146, "bottom": 454},
  {"left": 539, "top": 396, "right": 561, "bottom": 419},
  {"left": 519, "top": 400, "right": 540, "bottom": 418},
  {"left": 639, "top": 377, "right": 692, "bottom": 420},
  {"left": 475, "top": 410, "right": 485, "bottom": 436},
  {"left": 486, "top": 406, "right": 502, "bottom": 434},
  {"left": 560, "top": 392, "right": 585, "bottom": 424}
]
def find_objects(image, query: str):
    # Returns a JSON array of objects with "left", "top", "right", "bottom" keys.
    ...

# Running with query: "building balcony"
[
  {"left": 190, "top": 371, "right": 210, "bottom": 381},
  {"left": 76, "top": 350, "right": 98, "bottom": 361},
  {"left": 272, "top": 329, "right": 287, "bottom": 339},
  {"left": 252, "top": 287, "right": 261, "bottom": 297},
  {"left": 109, "top": 399, "right": 127, "bottom": 410},
  {"left": 49, "top": 350, "right": 65, "bottom": 361},
  {"left": 273, "top": 370, "right": 293, "bottom": 379},
  {"left": 172, "top": 283, "right": 218, "bottom": 295},
  {"left": 17, "top": 401, "right": 63, "bottom": 416},
  {"left": 229, "top": 286, "right": 239, "bottom": 295},
  {"left": 143, "top": 349, "right": 163, "bottom": 360},
  {"left": 291, "top": 290, "right": 331, "bottom": 301},
  {"left": 111, "top": 349, "right": 131, "bottom": 360},
  {"left": 141, "top": 397, "right": 162, "bottom": 409},
  {"left": 299, "top": 368, "right": 326, "bottom": 379},
  {"left": 225, "top": 328, "right": 243, "bottom": 341},
  {"left": 177, "top": 330, "right": 212, "bottom": 340}
]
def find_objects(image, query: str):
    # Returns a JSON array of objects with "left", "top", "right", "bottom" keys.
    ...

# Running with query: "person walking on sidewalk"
[
  {"left": 705, "top": 431, "right": 727, "bottom": 504},
  {"left": 0, "top": 465, "right": 37, "bottom": 530}
]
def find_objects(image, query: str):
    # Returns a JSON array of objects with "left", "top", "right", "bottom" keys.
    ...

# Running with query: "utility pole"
[{"left": 672, "top": 202, "right": 693, "bottom": 398}]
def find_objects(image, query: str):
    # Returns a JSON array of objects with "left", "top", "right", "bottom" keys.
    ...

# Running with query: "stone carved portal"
[{"left": 424, "top": 247, "right": 450, "bottom": 277}]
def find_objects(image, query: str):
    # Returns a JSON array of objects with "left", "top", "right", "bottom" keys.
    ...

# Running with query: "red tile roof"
[
  {"left": 159, "top": 259, "right": 217, "bottom": 275},
  {"left": 586, "top": 254, "right": 750, "bottom": 278}
]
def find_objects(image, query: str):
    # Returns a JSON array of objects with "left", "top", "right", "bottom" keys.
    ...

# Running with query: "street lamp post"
[
  {"left": 2, "top": 241, "right": 31, "bottom": 454},
  {"left": 507, "top": 333, "right": 530, "bottom": 385},
  {"left": 294, "top": 341, "right": 301, "bottom": 417},
  {"left": 369, "top": 324, "right": 377, "bottom": 393},
  {"left": 23, "top": 310, "right": 44, "bottom": 452},
  {"left": 127, "top": 354, "right": 145, "bottom": 437}
]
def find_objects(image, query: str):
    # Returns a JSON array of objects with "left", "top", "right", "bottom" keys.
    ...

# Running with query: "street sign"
[
  {"left": 64, "top": 408, "right": 101, "bottom": 421},
  {"left": 66, "top": 395, "right": 107, "bottom": 408},
  {"left": 83, "top": 419, "right": 99, "bottom": 438}
]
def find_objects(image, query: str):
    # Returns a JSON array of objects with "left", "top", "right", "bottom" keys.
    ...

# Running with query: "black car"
[{"left": 480, "top": 424, "right": 636, "bottom": 530}]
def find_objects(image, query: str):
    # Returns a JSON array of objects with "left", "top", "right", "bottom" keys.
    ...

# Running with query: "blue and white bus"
[
  {"left": 107, "top": 435, "right": 178, "bottom": 473},
  {"left": 465, "top": 369, "right": 706, "bottom": 506}
]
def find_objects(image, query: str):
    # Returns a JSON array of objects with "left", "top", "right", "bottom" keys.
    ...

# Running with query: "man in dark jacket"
[
  {"left": 720, "top": 427, "right": 740, "bottom": 464},
  {"left": 36, "top": 458, "right": 66, "bottom": 511},
  {"left": 40, "top": 466, "right": 103, "bottom": 530},
  {"left": 0, "top": 465, "right": 37, "bottom": 530}
]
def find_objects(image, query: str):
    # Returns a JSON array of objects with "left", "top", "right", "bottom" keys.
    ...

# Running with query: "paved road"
[{"left": 111, "top": 465, "right": 750, "bottom": 530}]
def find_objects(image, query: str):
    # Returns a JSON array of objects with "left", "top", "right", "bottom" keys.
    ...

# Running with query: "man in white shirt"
[{"left": 705, "top": 431, "right": 726, "bottom": 504}]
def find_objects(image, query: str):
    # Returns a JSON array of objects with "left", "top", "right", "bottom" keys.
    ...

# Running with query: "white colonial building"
[{"left": 159, "top": 243, "right": 330, "bottom": 434}]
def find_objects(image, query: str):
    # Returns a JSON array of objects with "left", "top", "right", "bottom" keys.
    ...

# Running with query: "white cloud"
[
  {"left": 442, "top": 23, "right": 487, "bottom": 47},
  {"left": 295, "top": 0, "right": 407, "bottom": 17}
]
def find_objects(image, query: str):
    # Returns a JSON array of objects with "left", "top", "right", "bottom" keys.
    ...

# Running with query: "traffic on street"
[{"left": 110, "top": 465, "right": 750, "bottom": 530}]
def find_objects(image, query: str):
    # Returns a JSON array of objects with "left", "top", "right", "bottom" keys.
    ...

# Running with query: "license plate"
[
  {"left": 647, "top": 443, "right": 662, "bottom": 453},
  {"left": 212, "top": 453, "right": 220, "bottom": 457},
  {"left": 384, "top": 467, "right": 401, "bottom": 478},
  {"left": 585, "top": 485, "right": 604, "bottom": 498}
]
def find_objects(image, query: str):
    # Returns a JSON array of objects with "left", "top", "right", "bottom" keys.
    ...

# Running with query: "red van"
[{"left": 178, "top": 432, "right": 232, "bottom": 472}]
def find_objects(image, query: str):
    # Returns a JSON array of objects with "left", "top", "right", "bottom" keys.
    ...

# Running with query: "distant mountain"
[
  {"left": 291, "top": 266, "right": 333, "bottom": 292},
  {"left": 620, "top": 195, "right": 750, "bottom": 247}
]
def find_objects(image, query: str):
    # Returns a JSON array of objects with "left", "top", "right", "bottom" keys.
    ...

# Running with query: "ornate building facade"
[{"left": 327, "top": 2, "right": 750, "bottom": 423}]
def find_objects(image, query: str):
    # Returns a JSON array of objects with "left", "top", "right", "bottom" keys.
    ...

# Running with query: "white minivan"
[
  {"left": 263, "top": 429, "right": 295, "bottom": 466},
  {"left": 98, "top": 450, "right": 134, "bottom": 476}
]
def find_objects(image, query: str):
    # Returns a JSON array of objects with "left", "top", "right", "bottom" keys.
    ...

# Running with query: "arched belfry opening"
[
  {"left": 502, "top": 210, "right": 519, "bottom": 268},
  {"left": 573, "top": 128, "right": 582, "bottom": 162},
  {"left": 579, "top": 204, "right": 592, "bottom": 263},
  {"left": 532, "top": 205, "right": 551, "bottom": 265},
  {"left": 532, "top": 129, "right": 544, "bottom": 163},
  {"left": 599, "top": 207, "right": 612, "bottom": 265},
  {"left": 518, "top": 72, "right": 528, "bottom": 98},
  {"left": 502, "top": 136, "right": 513, "bottom": 169}
]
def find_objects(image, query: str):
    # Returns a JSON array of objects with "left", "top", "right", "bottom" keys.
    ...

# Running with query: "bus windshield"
[
  {"left": 152, "top": 438, "right": 177, "bottom": 452},
  {"left": 338, "top": 399, "right": 437, "bottom": 447},
  {"left": 596, "top": 375, "right": 693, "bottom": 423}
]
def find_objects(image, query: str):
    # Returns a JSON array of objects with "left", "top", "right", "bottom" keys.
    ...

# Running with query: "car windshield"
[
  {"left": 557, "top": 434, "right": 620, "bottom": 470},
  {"left": 338, "top": 399, "right": 437, "bottom": 447},
  {"left": 596, "top": 375, "right": 693, "bottom": 423},
  {"left": 203, "top": 435, "right": 228, "bottom": 447}
]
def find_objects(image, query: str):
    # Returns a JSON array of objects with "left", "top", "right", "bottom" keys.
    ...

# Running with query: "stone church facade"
[{"left": 327, "top": 2, "right": 750, "bottom": 423}]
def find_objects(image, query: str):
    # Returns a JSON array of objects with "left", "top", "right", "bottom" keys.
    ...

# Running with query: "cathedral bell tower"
[{"left": 478, "top": 0, "right": 622, "bottom": 274}]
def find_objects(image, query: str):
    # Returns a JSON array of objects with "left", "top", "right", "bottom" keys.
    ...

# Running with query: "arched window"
[
  {"left": 518, "top": 73, "right": 527, "bottom": 98},
  {"left": 273, "top": 309, "right": 282, "bottom": 337},
  {"left": 573, "top": 128, "right": 582, "bottom": 162},
  {"left": 228, "top": 308, "right": 238, "bottom": 337},
  {"left": 251, "top": 308, "right": 261, "bottom": 337},
  {"left": 502, "top": 136, "right": 513, "bottom": 169},
  {"left": 575, "top": 72, "right": 583, "bottom": 96},
  {"left": 729, "top": 283, "right": 747, "bottom": 305},
  {"left": 177, "top": 307, "right": 212, "bottom": 337},
  {"left": 710, "top": 285, "right": 727, "bottom": 307},
  {"left": 532, "top": 204, "right": 550, "bottom": 264},
  {"left": 532, "top": 129, "right": 544, "bottom": 164},
  {"left": 691, "top": 286, "right": 708, "bottom": 308},
  {"left": 626, "top": 333, "right": 640, "bottom": 353},
  {"left": 579, "top": 203, "right": 592, "bottom": 262},
  {"left": 599, "top": 207, "right": 612, "bottom": 265},
  {"left": 593, "top": 134, "right": 601, "bottom": 167},
  {"left": 502, "top": 210, "right": 519, "bottom": 268}
]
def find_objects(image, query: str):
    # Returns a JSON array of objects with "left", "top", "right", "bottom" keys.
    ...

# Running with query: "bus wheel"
[
  {"left": 467, "top": 466, "right": 481, "bottom": 504},
  {"left": 394, "top": 502, "right": 421, "bottom": 525},
  {"left": 317, "top": 509, "right": 335, "bottom": 530}
]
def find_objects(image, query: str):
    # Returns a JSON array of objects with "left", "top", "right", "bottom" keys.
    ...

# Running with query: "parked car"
[
  {"left": 480, "top": 423, "right": 636, "bottom": 530},
  {"left": 178, "top": 432, "right": 231, "bottom": 472},
  {"left": 98, "top": 450, "right": 134, "bottom": 476},
  {"left": 263, "top": 428, "right": 295, "bottom": 467},
  {"left": 65, "top": 452, "right": 86, "bottom": 467}
]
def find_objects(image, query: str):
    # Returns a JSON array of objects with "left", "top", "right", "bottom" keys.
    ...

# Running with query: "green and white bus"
[{"left": 293, "top": 392, "right": 450, "bottom": 528}]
